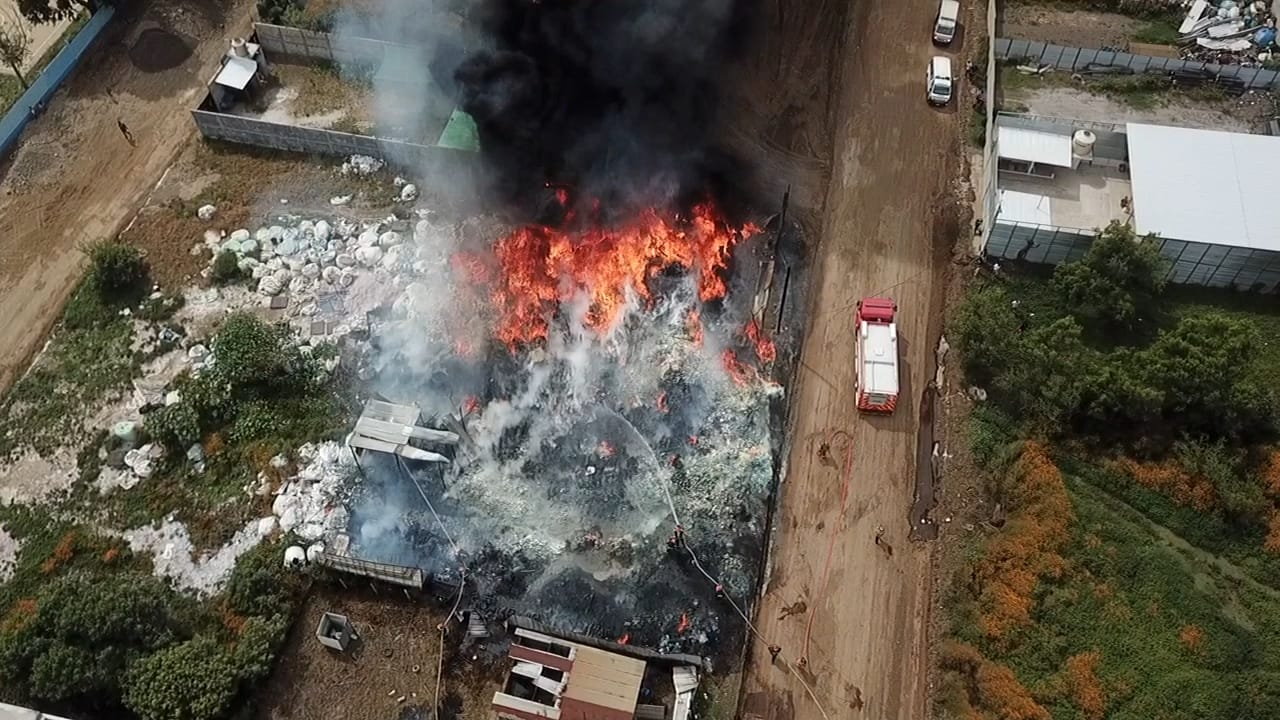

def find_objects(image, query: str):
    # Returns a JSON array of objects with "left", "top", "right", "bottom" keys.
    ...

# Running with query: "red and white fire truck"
[{"left": 854, "top": 297, "right": 900, "bottom": 414}]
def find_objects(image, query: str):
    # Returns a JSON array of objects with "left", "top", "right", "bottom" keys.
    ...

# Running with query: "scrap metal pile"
[{"left": 1177, "top": 0, "right": 1280, "bottom": 63}]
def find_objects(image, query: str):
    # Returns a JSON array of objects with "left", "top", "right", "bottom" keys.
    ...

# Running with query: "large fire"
[{"left": 459, "top": 202, "right": 759, "bottom": 348}]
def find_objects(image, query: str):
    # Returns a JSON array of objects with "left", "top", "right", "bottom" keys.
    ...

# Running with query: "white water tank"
[
  {"left": 1072, "top": 130, "right": 1096, "bottom": 160},
  {"left": 230, "top": 37, "right": 249, "bottom": 58}
]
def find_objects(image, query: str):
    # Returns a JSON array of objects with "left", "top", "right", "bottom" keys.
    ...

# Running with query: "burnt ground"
[{"left": 724, "top": 0, "right": 970, "bottom": 717}]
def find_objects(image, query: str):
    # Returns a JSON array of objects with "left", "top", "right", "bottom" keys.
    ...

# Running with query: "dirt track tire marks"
[{"left": 739, "top": 0, "right": 963, "bottom": 716}]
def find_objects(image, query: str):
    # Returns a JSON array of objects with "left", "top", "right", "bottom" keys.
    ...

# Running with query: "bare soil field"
[
  {"left": 254, "top": 584, "right": 504, "bottom": 720},
  {"left": 1004, "top": 82, "right": 1275, "bottom": 132},
  {"left": 731, "top": 0, "right": 967, "bottom": 717},
  {"left": 1000, "top": 5, "right": 1149, "bottom": 49},
  {"left": 0, "top": 0, "right": 255, "bottom": 394}
]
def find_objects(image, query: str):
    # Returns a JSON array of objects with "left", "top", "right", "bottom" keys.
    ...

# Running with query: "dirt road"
[
  {"left": 739, "top": 0, "right": 963, "bottom": 717},
  {"left": 0, "top": 0, "right": 253, "bottom": 393}
]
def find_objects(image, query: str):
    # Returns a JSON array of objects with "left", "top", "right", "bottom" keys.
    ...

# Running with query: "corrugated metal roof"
[
  {"left": 997, "top": 125, "right": 1074, "bottom": 168},
  {"left": 1126, "top": 122, "right": 1280, "bottom": 251},
  {"left": 561, "top": 645, "right": 644, "bottom": 713}
]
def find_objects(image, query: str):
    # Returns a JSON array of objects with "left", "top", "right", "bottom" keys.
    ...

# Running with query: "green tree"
[
  {"left": 0, "top": 574, "right": 187, "bottom": 707},
  {"left": 1052, "top": 222, "right": 1167, "bottom": 332},
  {"left": 1139, "top": 314, "right": 1276, "bottom": 442},
  {"left": 232, "top": 615, "right": 290, "bottom": 682},
  {"left": 952, "top": 285, "right": 1024, "bottom": 384},
  {"left": 123, "top": 635, "right": 238, "bottom": 720},
  {"left": 1075, "top": 347, "right": 1161, "bottom": 435},
  {"left": 29, "top": 642, "right": 97, "bottom": 702},
  {"left": 997, "top": 316, "right": 1097, "bottom": 434}
]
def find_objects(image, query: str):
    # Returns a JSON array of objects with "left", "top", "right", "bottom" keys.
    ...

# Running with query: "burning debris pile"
[
  {"left": 271, "top": 0, "right": 802, "bottom": 659},
  {"left": 342, "top": 195, "right": 790, "bottom": 654}
]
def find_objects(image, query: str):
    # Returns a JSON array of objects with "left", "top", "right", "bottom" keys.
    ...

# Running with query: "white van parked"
[
  {"left": 934, "top": 0, "right": 960, "bottom": 45},
  {"left": 926, "top": 56, "right": 954, "bottom": 106}
]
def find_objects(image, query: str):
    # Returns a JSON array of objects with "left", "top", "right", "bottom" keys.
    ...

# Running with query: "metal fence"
[
  {"left": 191, "top": 109, "right": 474, "bottom": 178},
  {"left": 995, "top": 37, "right": 1280, "bottom": 89},
  {"left": 253, "top": 22, "right": 412, "bottom": 65},
  {"left": 0, "top": 7, "right": 116, "bottom": 159},
  {"left": 987, "top": 220, "right": 1280, "bottom": 291}
]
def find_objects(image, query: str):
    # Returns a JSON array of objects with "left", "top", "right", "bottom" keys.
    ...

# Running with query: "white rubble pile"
[
  {"left": 193, "top": 210, "right": 440, "bottom": 345},
  {"left": 340, "top": 154, "right": 384, "bottom": 176},
  {"left": 123, "top": 443, "right": 163, "bottom": 482},
  {"left": 0, "top": 525, "right": 19, "bottom": 584},
  {"left": 271, "top": 441, "right": 358, "bottom": 542},
  {"left": 124, "top": 515, "right": 275, "bottom": 596}
]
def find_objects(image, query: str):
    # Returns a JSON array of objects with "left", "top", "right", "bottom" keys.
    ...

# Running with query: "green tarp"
[{"left": 437, "top": 109, "right": 480, "bottom": 152}]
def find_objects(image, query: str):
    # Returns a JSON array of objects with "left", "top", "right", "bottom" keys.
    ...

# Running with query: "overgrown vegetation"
[
  {"left": 0, "top": 523, "right": 302, "bottom": 720},
  {"left": 998, "top": 65, "right": 1230, "bottom": 111},
  {"left": 112, "top": 313, "right": 351, "bottom": 549},
  {"left": 954, "top": 223, "right": 1275, "bottom": 450},
  {"left": 256, "top": 0, "right": 334, "bottom": 31},
  {"left": 943, "top": 225, "right": 1280, "bottom": 717},
  {"left": 0, "top": 241, "right": 152, "bottom": 458}
]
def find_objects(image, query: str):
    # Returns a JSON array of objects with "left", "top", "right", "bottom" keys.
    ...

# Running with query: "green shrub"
[
  {"left": 123, "top": 635, "right": 238, "bottom": 720},
  {"left": 210, "top": 250, "right": 242, "bottom": 285},
  {"left": 144, "top": 403, "right": 202, "bottom": 450},
  {"left": 87, "top": 241, "right": 148, "bottom": 302},
  {"left": 1051, "top": 221, "right": 1168, "bottom": 333},
  {"left": 225, "top": 542, "right": 301, "bottom": 619}
]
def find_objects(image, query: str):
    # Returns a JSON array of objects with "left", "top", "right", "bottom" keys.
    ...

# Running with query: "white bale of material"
[
  {"left": 257, "top": 275, "right": 283, "bottom": 296},
  {"left": 301, "top": 263, "right": 321, "bottom": 279},
  {"left": 400, "top": 184, "right": 418, "bottom": 201},
  {"left": 229, "top": 228, "right": 251, "bottom": 243},
  {"left": 239, "top": 238, "right": 259, "bottom": 256},
  {"left": 335, "top": 253, "right": 356, "bottom": 268},
  {"left": 357, "top": 229, "right": 379, "bottom": 248},
  {"left": 378, "top": 230, "right": 402, "bottom": 247},
  {"left": 355, "top": 246, "right": 383, "bottom": 267},
  {"left": 339, "top": 269, "right": 356, "bottom": 287},
  {"left": 321, "top": 266, "right": 341, "bottom": 284},
  {"left": 314, "top": 220, "right": 332, "bottom": 243},
  {"left": 197, "top": 204, "right": 217, "bottom": 221},
  {"left": 283, "top": 545, "right": 307, "bottom": 569}
]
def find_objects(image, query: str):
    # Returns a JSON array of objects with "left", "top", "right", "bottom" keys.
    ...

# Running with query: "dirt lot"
[
  {"left": 733, "top": 0, "right": 964, "bottom": 716},
  {"left": 999, "top": 5, "right": 1150, "bottom": 48},
  {"left": 0, "top": 0, "right": 256, "bottom": 394},
  {"left": 255, "top": 585, "right": 500, "bottom": 720},
  {"left": 1004, "top": 82, "right": 1275, "bottom": 132}
]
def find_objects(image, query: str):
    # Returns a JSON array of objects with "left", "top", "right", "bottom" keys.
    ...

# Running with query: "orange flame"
[
  {"left": 462, "top": 396, "right": 481, "bottom": 416},
  {"left": 677, "top": 613, "right": 690, "bottom": 635},
  {"left": 721, "top": 349, "right": 753, "bottom": 386},
  {"left": 479, "top": 203, "right": 755, "bottom": 347},
  {"left": 656, "top": 391, "right": 669, "bottom": 414},
  {"left": 617, "top": 633, "right": 630, "bottom": 645},
  {"left": 598, "top": 441, "right": 616, "bottom": 457},
  {"left": 745, "top": 319, "right": 777, "bottom": 364}
]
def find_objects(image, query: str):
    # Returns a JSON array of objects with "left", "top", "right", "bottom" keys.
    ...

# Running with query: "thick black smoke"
[{"left": 445, "top": 0, "right": 758, "bottom": 222}]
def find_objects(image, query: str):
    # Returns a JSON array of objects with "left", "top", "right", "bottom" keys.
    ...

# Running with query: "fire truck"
[{"left": 855, "top": 297, "right": 899, "bottom": 414}]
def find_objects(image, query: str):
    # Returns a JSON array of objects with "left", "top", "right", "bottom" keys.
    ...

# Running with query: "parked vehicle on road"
[
  {"left": 855, "top": 297, "right": 899, "bottom": 414},
  {"left": 933, "top": 0, "right": 960, "bottom": 44},
  {"left": 926, "top": 56, "right": 954, "bottom": 106}
]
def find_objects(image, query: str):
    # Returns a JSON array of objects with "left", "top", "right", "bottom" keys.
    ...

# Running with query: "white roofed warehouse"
[{"left": 982, "top": 113, "right": 1280, "bottom": 292}]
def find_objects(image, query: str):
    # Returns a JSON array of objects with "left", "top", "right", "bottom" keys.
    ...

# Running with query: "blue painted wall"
[{"left": 0, "top": 6, "right": 116, "bottom": 159}]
